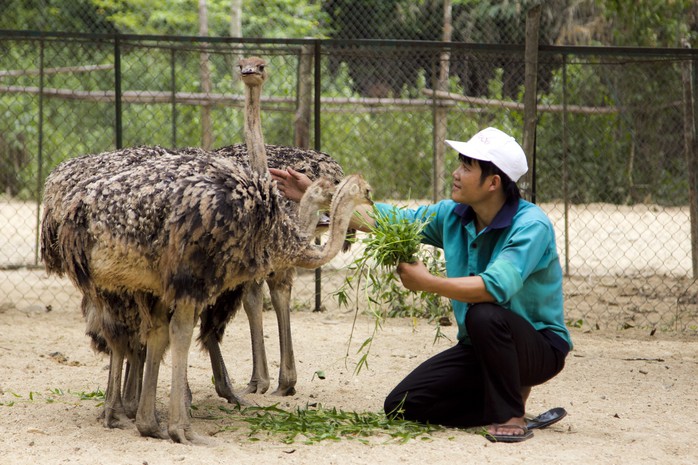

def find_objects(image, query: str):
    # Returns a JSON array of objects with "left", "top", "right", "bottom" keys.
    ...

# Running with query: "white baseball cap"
[{"left": 445, "top": 127, "right": 528, "bottom": 182}]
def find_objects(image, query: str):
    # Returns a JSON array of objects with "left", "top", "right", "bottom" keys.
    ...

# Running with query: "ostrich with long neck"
[
  {"left": 202, "top": 57, "right": 347, "bottom": 398},
  {"left": 41, "top": 148, "right": 372, "bottom": 443}
]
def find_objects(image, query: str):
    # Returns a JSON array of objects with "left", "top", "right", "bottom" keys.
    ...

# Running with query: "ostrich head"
[
  {"left": 292, "top": 174, "right": 373, "bottom": 270},
  {"left": 238, "top": 56, "right": 267, "bottom": 88}
]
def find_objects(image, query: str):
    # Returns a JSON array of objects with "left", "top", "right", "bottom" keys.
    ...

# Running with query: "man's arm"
[
  {"left": 396, "top": 261, "right": 495, "bottom": 303},
  {"left": 269, "top": 167, "right": 376, "bottom": 232}
]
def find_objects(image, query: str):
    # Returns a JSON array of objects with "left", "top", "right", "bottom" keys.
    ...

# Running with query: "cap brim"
[{"left": 445, "top": 139, "right": 492, "bottom": 163}]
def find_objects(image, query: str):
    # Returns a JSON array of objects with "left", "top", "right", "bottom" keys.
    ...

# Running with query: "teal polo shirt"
[{"left": 373, "top": 199, "right": 572, "bottom": 351}]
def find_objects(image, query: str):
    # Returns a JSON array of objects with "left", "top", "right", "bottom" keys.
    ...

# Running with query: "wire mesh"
[{"left": 0, "top": 32, "right": 697, "bottom": 334}]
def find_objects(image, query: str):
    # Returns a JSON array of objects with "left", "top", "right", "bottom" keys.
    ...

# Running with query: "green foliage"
[
  {"left": 229, "top": 403, "right": 444, "bottom": 444},
  {"left": 0, "top": 1, "right": 694, "bottom": 205},
  {"left": 0, "top": 0, "right": 118, "bottom": 33},
  {"left": 0, "top": 387, "right": 105, "bottom": 406},
  {"left": 530, "top": 55, "right": 688, "bottom": 206},
  {"left": 600, "top": 0, "right": 696, "bottom": 47},
  {"left": 364, "top": 206, "right": 430, "bottom": 267},
  {"left": 90, "top": 0, "right": 329, "bottom": 38},
  {"left": 243, "top": 0, "right": 330, "bottom": 38},
  {"left": 93, "top": 0, "right": 201, "bottom": 35},
  {"left": 319, "top": 64, "right": 436, "bottom": 200},
  {"left": 335, "top": 206, "right": 451, "bottom": 373}
]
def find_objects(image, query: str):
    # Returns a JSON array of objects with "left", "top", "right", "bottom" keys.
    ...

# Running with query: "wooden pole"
[
  {"left": 229, "top": 0, "right": 243, "bottom": 83},
  {"left": 295, "top": 44, "right": 313, "bottom": 148},
  {"left": 433, "top": 0, "right": 452, "bottom": 201},
  {"left": 198, "top": 0, "right": 213, "bottom": 150},
  {"left": 522, "top": 5, "right": 541, "bottom": 202}
]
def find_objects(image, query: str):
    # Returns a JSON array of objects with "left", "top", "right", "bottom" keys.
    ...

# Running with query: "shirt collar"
[{"left": 454, "top": 198, "right": 520, "bottom": 232}]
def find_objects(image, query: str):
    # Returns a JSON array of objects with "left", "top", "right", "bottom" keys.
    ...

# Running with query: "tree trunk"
[
  {"left": 295, "top": 45, "right": 313, "bottom": 149},
  {"left": 522, "top": 5, "right": 541, "bottom": 202},
  {"left": 230, "top": 0, "right": 242, "bottom": 38},
  {"left": 433, "top": 0, "right": 452, "bottom": 201},
  {"left": 199, "top": 0, "right": 213, "bottom": 150}
]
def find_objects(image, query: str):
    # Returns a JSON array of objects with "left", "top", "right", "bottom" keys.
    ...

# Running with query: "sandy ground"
[
  {"left": 2, "top": 198, "right": 698, "bottom": 463},
  {"left": 1, "top": 271, "right": 698, "bottom": 465}
]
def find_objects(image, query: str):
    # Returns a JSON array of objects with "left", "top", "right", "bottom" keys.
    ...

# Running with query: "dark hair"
[{"left": 459, "top": 154, "right": 521, "bottom": 202}]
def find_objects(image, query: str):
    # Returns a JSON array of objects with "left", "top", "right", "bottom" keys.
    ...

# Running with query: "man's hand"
[
  {"left": 396, "top": 261, "right": 433, "bottom": 292},
  {"left": 269, "top": 167, "right": 312, "bottom": 202},
  {"left": 398, "top": 262, "right": 495, "bottom": 304}
]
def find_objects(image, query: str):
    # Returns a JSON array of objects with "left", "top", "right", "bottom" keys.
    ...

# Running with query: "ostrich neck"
[
  {"left": 244, "top": 85, "right": 268, "bottom": 176},
  {"left": 296, "top": 198, "right": 322, "bottom": 238},
  {"left": 292, "top": 185, "right": 358, "bottom": 269}
]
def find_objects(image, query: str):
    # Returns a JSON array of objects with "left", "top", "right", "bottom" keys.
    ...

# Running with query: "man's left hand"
[{"left": 396, "top": 261, "right": 431, "bottom": 292}]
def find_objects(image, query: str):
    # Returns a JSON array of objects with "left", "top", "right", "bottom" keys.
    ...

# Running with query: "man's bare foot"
[
  {"left": 486, "top": 417, "right": 534, "bottom": 443},
  {"left": 487, "top": 417, "right": 527, "bottom": 437}
]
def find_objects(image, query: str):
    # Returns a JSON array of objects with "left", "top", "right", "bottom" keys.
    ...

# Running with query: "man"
[{"left": 270, "top": 127, "right": 571, "bottom": 443}]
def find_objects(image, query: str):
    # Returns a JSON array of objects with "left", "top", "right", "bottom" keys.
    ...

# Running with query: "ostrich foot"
[
  {"left": 225, "top": 392, "right": 252, "bottom": 407},
  {"left": 136, "top": 415, "right": 168, "bottom": 440},
  {"left": 271, "top": 385, "right": 296, "bottom": 397},
  {"left": 100, "top": 405, "right": 132, "bottom": 429},
  {"left": 212, "top": 380, "right": 251, "bottom": 406},
  {"left": 122, "top": 398, "right": 138, "bottom": 420},
  {"left": 243, "top": 379, "right": 270, "bottom": 395},
  {"left": 168, "top": 425, "right": 214, "bottom": 445}
]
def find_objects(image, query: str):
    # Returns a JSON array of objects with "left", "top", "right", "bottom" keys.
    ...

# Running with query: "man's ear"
[{"left": 488, "top": 174, "right": 501, "bottom": 192}]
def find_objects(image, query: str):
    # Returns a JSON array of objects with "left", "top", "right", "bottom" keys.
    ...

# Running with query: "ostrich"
[
  {"left": 41, "top": 146, "right": 175, "bottom": 426},
  {"left": 46, "top": 57, "right": 345, "bottom": 426},
  {"left": 45, "top": 146, "right": 337, "bottom": 428},
  {"left": 76, "top": 149, "right": 340, "bottom": 424},
  {"left": 41, "top": 148, "right": 371, "bottom": 443},
  {"left": 203, "top": 56, "right": 348, "bottom": 397},
  {"left": 49, "top": 58, "right": 342, "bottom": 419}
]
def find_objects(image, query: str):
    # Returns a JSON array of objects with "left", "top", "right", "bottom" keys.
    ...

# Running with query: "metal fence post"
[
  {"left": 171, "top": 48, "right": 178, "bottom": 148},
  {"left": 313, "top": 39, "right": 323, "bottom": 312},
  {"left": 562, "top": 54, "right": 570, "bottom": 277},
  {"left": 33, "top": 37, "right": 45, "bottom": 266},
  {"left": 114, "top": 35, "right": 123, "bottom": 149},
  {"left": 694, "top": 56, "right": 698, "bottom": 279},
  {"left": 684, "top": 52, "right": 698, "bottom": 278}
]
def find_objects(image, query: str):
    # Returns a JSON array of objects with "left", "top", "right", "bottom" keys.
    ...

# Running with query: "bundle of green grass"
[
  {"left": 337, "top": 205, "right": 440, "bottom": 373},
  {"left": 361, "top": 205, "right": 433, "bottom": 268}
]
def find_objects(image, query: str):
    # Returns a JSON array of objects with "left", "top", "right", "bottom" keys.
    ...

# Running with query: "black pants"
[{"left": 383, "top": 303, "right": 566, "bottom": 428}]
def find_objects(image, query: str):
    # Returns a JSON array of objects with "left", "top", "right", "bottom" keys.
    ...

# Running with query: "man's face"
[{"left": 451, "top": 156, "right": 492, "bottom": 205}]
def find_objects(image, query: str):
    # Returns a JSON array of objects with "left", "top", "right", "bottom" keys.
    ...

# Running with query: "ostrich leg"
[
  {"left": 204, "top": 335, "right": 250, "bottom": 405},
  {"left": 242, "top": 281, "right": 272, "bottom": 394},
  {"left": 102, "top": 350, "right": 128, "bottom": 428},
  {"left": 267, "top": 268, "right": 297, "bottom": 396},
  {"left": 121, "top": 348, "right": 145, "bottom": 418},
  {"left": 135, "top": 302, "right": 169, "bottom": 440},
  {"left": 199, "top": 287, "right": 249, "bottom": 405},
  {"left": 166, "top": 300, "right": 199, "bottom": 444}
]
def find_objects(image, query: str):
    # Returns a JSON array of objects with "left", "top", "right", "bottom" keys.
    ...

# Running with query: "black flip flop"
[{"left": 526, "top": 407, "right": 567, "bottom": 430}]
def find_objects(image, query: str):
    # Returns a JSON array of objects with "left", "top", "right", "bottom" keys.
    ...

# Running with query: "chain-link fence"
[
  {"left": 0, "top": 1, "right": 586, "bottom": 45},
  {"left": 1, "top": 30, "right": 697, "bottom": 333}
]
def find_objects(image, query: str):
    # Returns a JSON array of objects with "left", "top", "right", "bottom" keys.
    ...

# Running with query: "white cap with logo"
[{"left": 445, "top": 127, "right": 528, "bottom": 182}]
